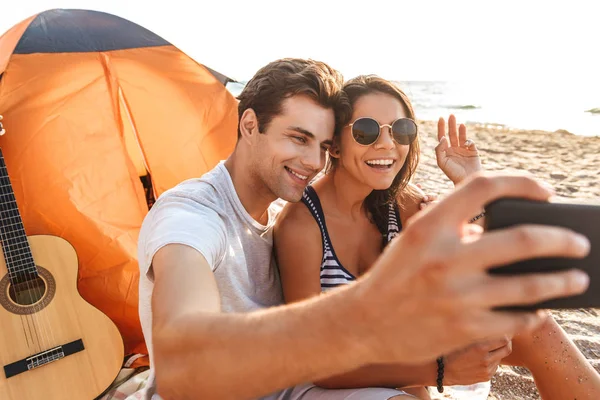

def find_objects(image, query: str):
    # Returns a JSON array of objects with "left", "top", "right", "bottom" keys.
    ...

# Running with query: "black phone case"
[{"left": 484, "top": 198, "right": 600, "bottom": 310}]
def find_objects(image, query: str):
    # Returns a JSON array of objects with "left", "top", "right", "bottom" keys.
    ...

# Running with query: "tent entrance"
[{"left": 118, "top": 87, "right": 155, "bottom": 209}]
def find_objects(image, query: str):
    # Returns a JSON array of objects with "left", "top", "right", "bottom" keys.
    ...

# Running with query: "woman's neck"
[{"left": 319, "top": 167, "right": 373, "bottom": 221}]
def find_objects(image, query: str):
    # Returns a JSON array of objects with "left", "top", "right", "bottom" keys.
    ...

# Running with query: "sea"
[{"left": 226, "top": 80, "right": 600, "bottom": 137}]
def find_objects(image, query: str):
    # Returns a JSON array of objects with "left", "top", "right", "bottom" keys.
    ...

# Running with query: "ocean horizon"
[{"left": 227, "top": 80, "right": 600, "bottom": 137}]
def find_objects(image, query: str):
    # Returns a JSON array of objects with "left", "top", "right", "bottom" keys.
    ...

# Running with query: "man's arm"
[
  {"left": 274, "top": 200, "right": 439, "bottom": 389},
  {"left": 274, "top": 196, "right": 509, "bottom": 390},
  {"left": 312, "top": 363, "right": 436, "bottom": 389},
  {"left": 151, "top": 174, "right": 591, "bottom": 400},
  {"left": 151, "top": 243, "right": 368, "bottom": 400},
  {"left": 316, "top": 334, "right": 513, "bottom": 389}
]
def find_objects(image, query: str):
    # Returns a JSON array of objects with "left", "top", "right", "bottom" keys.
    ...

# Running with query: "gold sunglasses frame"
[{"left": 347, "top": 117, "right": 418, "bottom": 146}]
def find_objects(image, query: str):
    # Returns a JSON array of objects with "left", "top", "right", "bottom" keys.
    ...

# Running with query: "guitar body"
[{"left": 0, "top": 235, "right": 124, "bottom": 400}]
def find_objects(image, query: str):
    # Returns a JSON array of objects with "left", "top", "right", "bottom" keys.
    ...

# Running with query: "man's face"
[{"left": 252, "top": 95, "right": 335, "bottom": 202}]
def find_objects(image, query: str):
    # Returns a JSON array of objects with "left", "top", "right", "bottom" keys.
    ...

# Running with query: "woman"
[{"left": 274, "top": 75, "right": 600, "bottom": 399}]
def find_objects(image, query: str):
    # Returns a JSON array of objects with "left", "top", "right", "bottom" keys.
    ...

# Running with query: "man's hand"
[
  {"left": 349, "top": 172, "right": 591, "bottom": 366},
  {"left": 444, "top": 337, "right": 512, "bottom": 385},
  {"left": 147, "top": 173, "right": 591, "bottom": 400}
]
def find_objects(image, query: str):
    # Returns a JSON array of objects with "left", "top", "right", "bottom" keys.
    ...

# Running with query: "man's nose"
[{"left": 302, "top": 145, "right": 324, "bottom": 171}]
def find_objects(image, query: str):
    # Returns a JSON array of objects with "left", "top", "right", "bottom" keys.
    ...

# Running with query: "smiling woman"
[
  {"left": 274, "top": 74, "right": 600, "bottom": 399},
  {"left": 272, "top": 75, "right": 452, "bottom": 398}
]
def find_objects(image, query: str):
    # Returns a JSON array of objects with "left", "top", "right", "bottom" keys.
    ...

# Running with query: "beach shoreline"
[
  {"left": 414, "top": 119, "right": 600, "bottom": 203},
  {"left": 415, "top": 120, "right": 599, "bottom": 399}
]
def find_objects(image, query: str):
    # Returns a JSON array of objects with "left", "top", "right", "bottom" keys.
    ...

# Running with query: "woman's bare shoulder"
[
  {"left": 274, "top": 195, "right": 325, "bottom": 303},
  {"left": 274, "top": 197, "right": 320, "bottom": 238},
  {"left": 274, "top": 194, "right": 324, "bottom": 290}
]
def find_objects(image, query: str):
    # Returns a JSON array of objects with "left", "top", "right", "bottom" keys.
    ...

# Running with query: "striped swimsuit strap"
[
  {"left": 386, "top": 201, "right": 402, "bottom": 244},
  {"left": 301, "top": 186, "right": 402, "bottom": 290},
  {"left": 301, "top": 186, "right": 356, "bottom": 288}
]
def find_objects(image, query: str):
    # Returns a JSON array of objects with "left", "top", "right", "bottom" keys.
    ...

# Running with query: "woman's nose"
[{"left": 373, "top": 126, "right": 395, "bottom": 149}]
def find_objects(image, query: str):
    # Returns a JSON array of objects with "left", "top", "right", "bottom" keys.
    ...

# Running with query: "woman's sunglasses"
[{"left": 347, "top": 117, "right": 418, "bottom": 146}]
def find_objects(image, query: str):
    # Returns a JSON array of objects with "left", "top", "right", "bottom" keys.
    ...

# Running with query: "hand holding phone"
[{"left": 484, "top": 198, "right": 599, "bottom": 310}]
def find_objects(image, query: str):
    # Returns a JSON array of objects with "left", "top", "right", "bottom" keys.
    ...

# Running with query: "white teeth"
[
  {"left": 288, "top": 168, "right": 308, "bottom": 180},
  {"left": 366, "top": 159, "right": 394, "bottom": 166}
]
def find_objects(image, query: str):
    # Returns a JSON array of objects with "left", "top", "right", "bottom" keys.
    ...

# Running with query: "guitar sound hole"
[{"left": 8, "top": 277, "right": 47, "bottom": 306}]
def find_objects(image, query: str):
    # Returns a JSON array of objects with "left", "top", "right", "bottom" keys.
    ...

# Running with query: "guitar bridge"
[
  {"left": 4, "top": 339, "right": 84, "bottom": 378},
  {"left": 26, "top": 346, "right": 66, "bottom": 370}
]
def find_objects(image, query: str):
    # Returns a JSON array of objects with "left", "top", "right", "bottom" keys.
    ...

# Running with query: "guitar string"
[
  {"left": 3, "top": 193, "right": 60, "bottom": 358},
  {"left": 9, "top": 182, "right": 61, "bottom": 358},
  {"left": 0, "top": 187, "right": 40, "bottom": 354},
  {"left": 0, "top": 163, "right": 60, "bottom": 360},
  {"left": 1, "top": 171, "right": 59, "bottom": 357},
  {"left": 0, "top": 196, "right": 34, "bottom": 353},
  {"left": 0, "top": 165, "right": 53, "bottom": 355},
  {"left": 0, "top": 174, "right": 57, "bottom": 357}
]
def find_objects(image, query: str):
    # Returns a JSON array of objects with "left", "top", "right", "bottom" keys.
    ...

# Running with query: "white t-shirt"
[
  {"left": 137, "top": 161, "right": 284, "bottom": 399},
  {"left": 135, "top": 162, "right": 411, "bottom": 400}
]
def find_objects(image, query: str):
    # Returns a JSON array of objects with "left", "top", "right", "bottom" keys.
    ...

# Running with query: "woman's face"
[{"left": 336, "top": 92, "right": 412, "bottom": 191}]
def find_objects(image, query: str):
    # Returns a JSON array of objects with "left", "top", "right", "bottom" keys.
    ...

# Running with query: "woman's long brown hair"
[{"left": 330, "top": 75, "right": 420, "bottom": 236}]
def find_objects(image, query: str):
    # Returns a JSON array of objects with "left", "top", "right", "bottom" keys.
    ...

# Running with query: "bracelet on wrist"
[
  {"left": 436, "top": 356, "right": 444, "bottom": 393},
  {"left": 469, "top": 211, "right": 486, "bottom": 223}
]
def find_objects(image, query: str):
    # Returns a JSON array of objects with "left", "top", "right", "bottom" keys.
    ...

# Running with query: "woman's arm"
[
  {"left": 274, "top": 198, "right": 441, "bottom": 389},
  {"left": 273, "top": 202, "right": 324, "bottom": 303}
]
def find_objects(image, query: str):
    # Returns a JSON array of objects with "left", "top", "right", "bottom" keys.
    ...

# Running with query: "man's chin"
[
  {"left": 275, "top": 187, "right": 306, "bottom": 203},
  {"left": 279, "top": 192, "right": 304, "bottom": 203}
]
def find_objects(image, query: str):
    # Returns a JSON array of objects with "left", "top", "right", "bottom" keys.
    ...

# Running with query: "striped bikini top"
[{"left": 301, "top": 186, "right": 402, "bottom": 291}]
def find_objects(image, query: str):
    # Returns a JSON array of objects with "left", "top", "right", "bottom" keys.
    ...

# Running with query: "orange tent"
[{"left": 0, "top": 9, "right": 238, "bottom": 360}]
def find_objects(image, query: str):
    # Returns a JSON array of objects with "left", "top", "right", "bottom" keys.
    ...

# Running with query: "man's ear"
[{"left": 239, "top": 108, "right": 259, "bottom": 142}]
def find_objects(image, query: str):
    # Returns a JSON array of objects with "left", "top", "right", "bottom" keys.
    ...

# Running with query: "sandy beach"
[{"left": 414, "top": 120, "right": 600, "bottom": 399}]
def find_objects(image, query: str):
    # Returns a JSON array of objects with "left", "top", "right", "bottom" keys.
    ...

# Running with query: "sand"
[{"left": 414, "top": 120, "right": 600, "bottom": 399}]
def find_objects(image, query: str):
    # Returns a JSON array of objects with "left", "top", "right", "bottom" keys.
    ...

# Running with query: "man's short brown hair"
[{"left": 236, "top": 58, "right": 348, "bottom": 138}]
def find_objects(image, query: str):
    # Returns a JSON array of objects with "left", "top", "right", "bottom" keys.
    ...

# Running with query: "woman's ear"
[
  {"left": 328, "top": 140, "right": 341, "bottom": 159},
  {"left": 239, "top": 108, "right": 259, "bottom": 142}
]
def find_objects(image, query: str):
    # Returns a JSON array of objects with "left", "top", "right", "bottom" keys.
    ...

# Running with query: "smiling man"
[
  {"left": 136, "top": 58, "right": 591, "bottom": 400},
  {"left": 137, "top": 58, "right": 350, "bottom": 399}
]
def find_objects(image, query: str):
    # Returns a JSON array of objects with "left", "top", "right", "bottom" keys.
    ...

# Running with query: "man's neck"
[{"left": 224, "top": 153, "right": 275, "bottom": 226}]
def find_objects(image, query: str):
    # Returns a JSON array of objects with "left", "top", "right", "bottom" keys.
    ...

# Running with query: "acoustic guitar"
[{"left": 0, "top": 119, "right": 124, "bottom": 399}]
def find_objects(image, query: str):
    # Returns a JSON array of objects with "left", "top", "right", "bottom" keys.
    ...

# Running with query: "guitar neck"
[{"left": 0, "top": 149, "right": 37, "bottom": 284}]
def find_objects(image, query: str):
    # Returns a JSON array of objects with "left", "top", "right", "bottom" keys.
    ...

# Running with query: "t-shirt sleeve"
[{"left": 138, "top": 192, "right": 227, "bottom": 280}]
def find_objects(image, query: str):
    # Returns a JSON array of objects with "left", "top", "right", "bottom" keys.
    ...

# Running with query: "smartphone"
[{"left": 484, "top": 197, "right": 599, "bottom": 310}]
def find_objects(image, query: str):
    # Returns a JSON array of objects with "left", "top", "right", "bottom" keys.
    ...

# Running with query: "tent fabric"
[
  {"left": 13, "top": 9, "right": 170, "bottom": 54},
  {"left": 0, "top": 9, "right": 238, "bottom": 361},
  {"left": 0, "top": 14, "right": 36, "bottom": 75}
]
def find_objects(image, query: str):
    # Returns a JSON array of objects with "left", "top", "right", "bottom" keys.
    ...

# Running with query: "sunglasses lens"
[
  {"left": 392, "top": 119, "right": 417, "bottom": 145},
  {"left": 351, "top": 118, "right": 380, "bottom": 145}
]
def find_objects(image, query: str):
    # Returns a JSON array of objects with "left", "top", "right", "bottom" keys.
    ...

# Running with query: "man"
[{"left": 136, "top": 58, "right": 590, "bottom": 400}]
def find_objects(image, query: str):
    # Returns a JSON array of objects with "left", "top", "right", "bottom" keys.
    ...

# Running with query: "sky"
[{"left": 1, "top": 0, "right": 600, "bottom": 83}]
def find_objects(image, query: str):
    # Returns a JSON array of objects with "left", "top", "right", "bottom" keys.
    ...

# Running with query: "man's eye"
[
  {"left": 293, "top": 136, "right": 307, "bottom": 144},
  {"left": 321, "top": 145, "right": 330, "bottom": 152}
]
